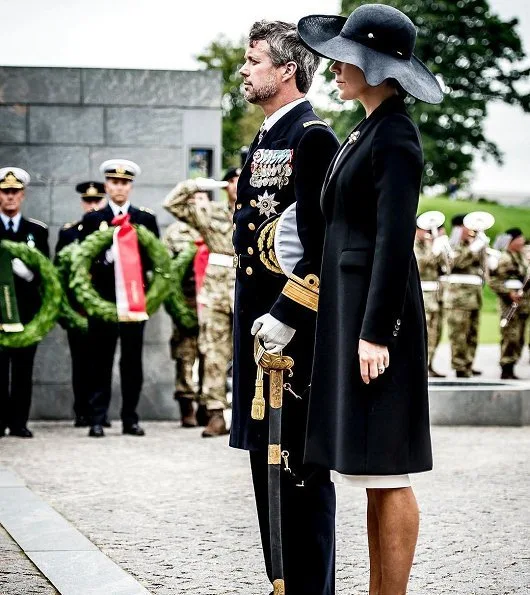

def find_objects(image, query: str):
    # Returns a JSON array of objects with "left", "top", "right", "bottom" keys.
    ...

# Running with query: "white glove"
[
  {"left": 251, "top": 313, "right": 296, "bottom": 354},
  {"left": 104, "top": 248, "right": 114, "bottom": 264},
  {"left": 195, "top": 177, "right": 228, "bottom": 191},
  {"left": 12, "top": 258, "right": 34, "bottom": 282},
  {"left": 470, "top": 231, "right": 490, "bottom": 253},
  {"left": 432, "top": 235, "right": 452, "bottom": 258}
]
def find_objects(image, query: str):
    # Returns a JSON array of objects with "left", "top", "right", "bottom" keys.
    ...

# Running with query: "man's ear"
[{"left": 282, "top": 61, "right": 298, "bottom": 81}]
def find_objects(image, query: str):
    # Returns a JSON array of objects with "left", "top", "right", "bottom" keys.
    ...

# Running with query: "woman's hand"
[{"left": 358, "top": 339, "right": 389, "bottom": 385}]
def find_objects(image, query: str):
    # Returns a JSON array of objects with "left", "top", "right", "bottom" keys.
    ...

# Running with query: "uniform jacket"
[
  {"left": 163, "top": 193, "right": 235, "bottom": 315},
  {"left": 55, "top": 220, "right": 83, "bottom": 256},
  {"left": 490, "top": 250, "right": 530, "bottom": 315},
  {"left": 0, "top": 216, "right": 49, "bottom": 324},
  {"left": 444, "top": 242, "right": 486, "bottom": 311},
  {"left": 230, "top": 100, "right": 339, "bottom": 453},
  {"left": 305, "top": 96, "right": 432, "bottom": 475},
  {"left": 79, "top": 203, "right": 159, "bottom": 302},
  {"left": 414, "top": 238, "right": 446, "bottom": 312}
]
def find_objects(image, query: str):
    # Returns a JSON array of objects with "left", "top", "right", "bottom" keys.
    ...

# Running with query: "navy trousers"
[{"left": 250, "top": 450, "right": 336, "bottom": 595}]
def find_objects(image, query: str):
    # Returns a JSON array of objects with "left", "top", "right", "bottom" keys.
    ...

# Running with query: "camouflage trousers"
[
  {"left": 500, "top": 312, "right": 529, "bottom": 366},
  {"left": 199, "top": 307, "right": 233, "bottom": 411},
  {"left": 425, "top": 307, "right": 443, "bottom": 366},
  {"left": 170, "top": 327, "right": 203, "bottom": 401},
  {"left": 447, "top": 309, "right": 480, "bottom": 374}
]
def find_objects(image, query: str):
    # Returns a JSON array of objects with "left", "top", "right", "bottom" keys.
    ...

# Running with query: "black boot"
[
  {"left": 176, "top": 397, "right": 197, "bottom": 428},
  {"left": 501, "top": 364, "right": 518, "bottom": 380}
]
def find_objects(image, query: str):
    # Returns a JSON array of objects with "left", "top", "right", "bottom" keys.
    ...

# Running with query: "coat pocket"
[{"left": 339, "top": 249, "right": 370, "bottom": 270}]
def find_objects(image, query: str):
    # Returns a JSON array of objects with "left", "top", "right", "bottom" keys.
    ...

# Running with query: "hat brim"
[{"left": 298, "top": 15, "right": 443, "bottom": 104}]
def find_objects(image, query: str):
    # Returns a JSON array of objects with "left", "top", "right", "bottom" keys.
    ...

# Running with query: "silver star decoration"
[
  {"left": 348, "top": 130, "right": 360, "bottom": 144},
  {"left": 256, "top": 190, "right": 280, "bottom": 217}
]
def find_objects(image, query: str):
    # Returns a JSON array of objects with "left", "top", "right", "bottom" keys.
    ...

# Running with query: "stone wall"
[{"left": 0, "top": 66, "right": 223, "bottom": 420}]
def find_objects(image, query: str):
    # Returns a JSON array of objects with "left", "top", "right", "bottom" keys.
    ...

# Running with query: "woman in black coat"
[{"left": 298, "top": 5, "right": 443, "bottom": 594}]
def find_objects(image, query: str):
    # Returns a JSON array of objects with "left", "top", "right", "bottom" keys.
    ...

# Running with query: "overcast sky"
[{"left": 1, "top": 0, "right": 529, "bottom": 196}]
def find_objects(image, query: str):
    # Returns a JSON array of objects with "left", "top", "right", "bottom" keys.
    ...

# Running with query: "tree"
[
  {"left": 196, "top": 36, "right": 262, "bottom": 169},
  {"left": 326, "top": 0, "right": 530, "bottom": 188}
]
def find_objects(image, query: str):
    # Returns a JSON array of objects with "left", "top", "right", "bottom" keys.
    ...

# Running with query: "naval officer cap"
[
  {"left": 76, "top": 181, "right": 106, "bottom": 201},
  {"left": 0, "top": 167, "right": 30, "bottom": 190},
  {"left": 99, "top": 159, "right": 141, "bottom": 181}
]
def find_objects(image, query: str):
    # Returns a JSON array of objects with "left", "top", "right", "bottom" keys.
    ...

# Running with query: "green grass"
[{"left": 419, "top": 195, "right": 530, "bottom": 344}]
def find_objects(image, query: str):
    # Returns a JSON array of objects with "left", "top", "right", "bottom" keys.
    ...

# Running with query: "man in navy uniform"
[
  {"left": 231, "top": 22, "right": 339, "bottom": 595},
  {"left": 0, "top": 167, "right": 49, "bottom": 438},
  {"left": 55, "top": 181, "right": 106, "bottom": 426},
  {"left": 79, "top": 160, "right": 159, "bottom": 438}
]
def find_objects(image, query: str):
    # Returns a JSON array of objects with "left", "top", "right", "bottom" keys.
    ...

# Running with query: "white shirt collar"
[
  {"left": 262, "top": 97, "right": 308, "bottom": 134},
  {"left": 1, "top": 212, "right": 22, "bottom": 232},
  {"left": 109, "top": 200, "right": 130, "bottom": 216}
]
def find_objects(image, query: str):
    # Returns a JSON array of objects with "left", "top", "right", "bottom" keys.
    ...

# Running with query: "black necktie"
[
  {"left": 6, "top": 219, "right": 14, "bottom": 236},
  {"left": 118, "top": 210, "right": 123, "bottom": 216},
  {"left": 258, "top": 122, "right": 267, "bottom": 144}
]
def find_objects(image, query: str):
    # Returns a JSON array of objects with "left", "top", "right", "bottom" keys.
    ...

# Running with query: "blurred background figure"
[
  {"left": 55, "top": 181, "right": 106, "bottom": 427},
  {"left": 489, "top": 228, "right": 529, "bottom": 379}
]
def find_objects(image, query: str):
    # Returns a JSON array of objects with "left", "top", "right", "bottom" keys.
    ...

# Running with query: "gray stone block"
[
  {"left": 0, "top": 146, "right": 90, "bottom": 182},
  {"left": 106, "top": 107, "right": 183, "bottom": 147},
  {"left": 143, "top": 310, "right": 172, "bottom": 346},
  {"left": 0, "top": 67, "right": 81, "bottom": 104},
  {"left": 21, "top": 185, "right": 52, "bottom": 223},
  {"left": 50, "top": 185, "right": 85, "bottom": 227},
  {"left": 429, "top": 380, "right": 530, "bottom": 426},
  {"left": 182, "top": 108, "right": 223, "bottom": 146},
  {"left": 33, "top": 327, "right": 71, "bottom": 385},
  {"left": 0, "top": 105, "right": 27, "bottom": 143},
  {"left": 128, "top": 185, "right": 177, "bottom": 225},
  {"left": 82, "top": 69, "right": 221, "bottom": 108},
  {"left": 89, "top": 147, "right": 181, "bottom": 185},
  {"left": 30, "top": 385, "right": 75, "bottom": 421},
  {"left": 30, "top": 106, "right": 104, "bottom": 145}
]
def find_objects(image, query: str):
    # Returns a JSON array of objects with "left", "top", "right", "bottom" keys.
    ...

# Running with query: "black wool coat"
[
  {"left": 230, "top": 100, "right": 339, "bottom": 454},
  {"left": 0, "top": 217, "right": 49, "bottom": 324},
  {"left": 305, "top": 96, "right": 432, "bottom": 475},
  {"left": 79, "top": 203, "right": 160, "bottom": 302}
]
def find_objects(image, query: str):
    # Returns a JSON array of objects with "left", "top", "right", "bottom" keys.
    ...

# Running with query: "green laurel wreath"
[
  {"left": 70, "top": 225, "right": 171, "bottom": 323},
  {"left": 0, "top": 240, "right": 63, "bottom": 348},
  {"left": 55, "top": 242, "right": 88, "bottom": 333},
  {"left": 164, "top": 242, "right": 199, "bottom": 330}
]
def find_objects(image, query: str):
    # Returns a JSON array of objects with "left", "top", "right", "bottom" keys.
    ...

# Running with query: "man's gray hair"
[{"left": 249, "top": 20, "right": 320, "bottom": 94}]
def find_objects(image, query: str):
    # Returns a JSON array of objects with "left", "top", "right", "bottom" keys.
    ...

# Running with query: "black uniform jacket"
[
  {"left": 305, "top": 96, "right": 432, "bottom": 475},
  {"left": 55, "top": 220, "right": 83, "bottom": 256},
  {"left": 79, "top": 204, "right": 159, "bottom": 302},
  {"left": 230, "top": 100, "right": 339, "bottom": 453},
  {"left": 0, "top": 217, "right": 49, "bottom": 324}
]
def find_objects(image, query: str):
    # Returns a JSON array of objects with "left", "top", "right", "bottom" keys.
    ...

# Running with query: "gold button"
[
  {"left": 250, "top": 199, "right": 257, "bottom": 207},
  {"left": 247, "top": 247, "right": 254, "bottom": 255},
  {"left": 246, "top": 266, "right": 253, "bottom": 275},
  {"left": 236, "top": 203, "right": 242, "bottom": 210},
  {"left": 248, "top": 223, "right": 256, "bottom": 231},
  {"left": 233, "top": 223, "right": 236, "bottom": 230}
]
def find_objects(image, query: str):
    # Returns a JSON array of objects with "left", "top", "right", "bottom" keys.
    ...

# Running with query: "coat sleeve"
[
  {"left": 269, "top": 125, "right": 339, "bottom": 329},
  {"left": 359, "top": 114, "right": 424, "bottom": 346},
  {"left": 38, "top": 227, "right": 50, "bottom": 258}
]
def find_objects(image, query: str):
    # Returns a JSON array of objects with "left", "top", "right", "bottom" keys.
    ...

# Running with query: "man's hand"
[
  {"left": 104, "top": 248, "right": 114, "bottom": 264},
  {"left": 11, "top": 258, "right": 34, "bottom": 282},
  {"left": 251, "top": 314, "right": 296, "bottom": 354},
  {"left": 509, "top": 290, "right": 522, "bottom": 303},
  {"left": 358, "top": 339, "right": 389, "bottom": 385}
]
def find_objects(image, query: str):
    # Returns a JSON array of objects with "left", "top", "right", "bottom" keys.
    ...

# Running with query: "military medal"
[
  {"left": 256, "top": 190, "right": 280, "bottom": 218},
  {"left": 26, "top": 234, "right": 35, "bottom": 248}
]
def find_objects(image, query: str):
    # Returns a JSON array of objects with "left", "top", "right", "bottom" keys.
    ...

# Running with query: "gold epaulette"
[
  {"left": 282, "top": 274, "right": 320, "bottom": 311},
  {"left": 62, "top": 220, "right": 80, "bottom": 230},
  {"left": 303, "top": 120, "right": 328, "bottom": 128},
  {"left": 28, "top": 218, "right": 48, "bottom": 229},
  {"left": 139, "top": 206, "right": 155, "bottom": 214}
]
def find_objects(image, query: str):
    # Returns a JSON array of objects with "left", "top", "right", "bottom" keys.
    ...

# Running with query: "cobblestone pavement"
[
  {"left": 0, "top": 424, "right": 528, "bottom": 594},
  {"left": 0, "top": 524, "right": 58, "bottom": 594}
]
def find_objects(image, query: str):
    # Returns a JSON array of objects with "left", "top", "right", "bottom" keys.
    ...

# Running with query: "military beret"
[
  {"left": 505, "top": 227, "right": 523, "bottom": 240},
  {"left": 222, "top": 167, "right": 241, "bottom": 182},
  {"left": 451, "top": 214, "right": 466, "bottom": 227}
]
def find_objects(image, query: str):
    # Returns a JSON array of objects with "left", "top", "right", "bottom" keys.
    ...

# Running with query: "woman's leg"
[
  {"left": 366, "top": 490, "right": 382, "bottom": 595},
  {"left": 368, "top": 487, "right": 419, "bottom": 595}
]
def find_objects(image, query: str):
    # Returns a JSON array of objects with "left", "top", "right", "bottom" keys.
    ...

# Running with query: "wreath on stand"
[
  {"left": 164, "top": 242, "right": 199, "bottom": 331},
  {"left": 0, "top": 240, "right": 63, "bottom": 348},
  {"left": 69, "top": 225, "right": 172, "bottom": 322},
  {"left": 55, "top": 242, "right": 88, "bottom": 333}
]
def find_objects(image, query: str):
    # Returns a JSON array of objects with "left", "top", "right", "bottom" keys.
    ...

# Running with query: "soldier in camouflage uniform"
[
  {"left": 489, "top": 228, "right": 529, "bottom": 379},
  {"left": 163, "top": 218, "right": 202, "bottom": 427},
  {"left": 414, "top": 222, "right": 450, "bottom": 377},
  {"left": 445, "top": 214, "right": 488, "bottom": 378},
  {"left": 163, "top": 173, "right": 237, "bottom": 437}
]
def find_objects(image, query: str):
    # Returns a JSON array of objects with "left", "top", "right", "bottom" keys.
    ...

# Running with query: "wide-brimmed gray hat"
[{"left": 298, "top": 4, "right": 443, "bottom": 104}]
